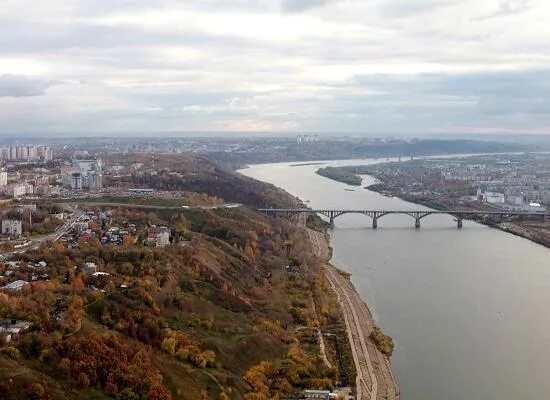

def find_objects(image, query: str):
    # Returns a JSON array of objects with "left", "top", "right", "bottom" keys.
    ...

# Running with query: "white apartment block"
[
  {"left": 0, "top": 171, "right": 7, "bottom": 187},
  {"left": 147, "top": 226, "right": 171, "bottom": 247},
  {"left": 156, "top": 230, "right": 170, "bottom": 247},
  {"left": 0, "top": 145, "right": 53, "bottom": 162},
  {"left": 2, "top": 219, "right": 22, "bottom": 236},
  {"left": 4, "top": 183, "right": 34, "bottom": 198},
  {"left": 61, "top": 159, "right": 103, "bottom": 190}
]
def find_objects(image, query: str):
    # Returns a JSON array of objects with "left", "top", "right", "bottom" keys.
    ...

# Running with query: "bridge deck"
[{"left": 260, "top": 208, "right": 547, "bottom": 228}]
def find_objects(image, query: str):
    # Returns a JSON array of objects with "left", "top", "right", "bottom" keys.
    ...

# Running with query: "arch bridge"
[{"left": 258, "top": 208, "right": 548, "bottom": 229}]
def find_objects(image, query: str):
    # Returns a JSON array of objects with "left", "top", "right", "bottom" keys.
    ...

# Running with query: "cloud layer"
[{"left": 0, "top": 0, "right": 549, "bottom": 135}]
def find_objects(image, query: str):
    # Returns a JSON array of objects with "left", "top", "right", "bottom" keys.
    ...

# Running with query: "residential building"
[
  {"left": 156, "top": 229, "right": 170, "bottom": 247},
  {"left": 35, "top": 185, "right": 61, "bottom": 196},
  {"left": 38, "top": 146, "right": 53, "bottom": 161},
  {"left": 4, "top": 183, "right": 34, "bottom": 198},
  {"left": 34, "top": 175, "right": 49, "bottom": 186},
  {"left": 73, "top": 221, "right": 90, "bottom": 234},
  {"left": 2, "top": 219, "right": 22, "bottom": 236},
  {"left": 0, "top": 171, "right": 7, "bottom": 187},
  {"left": 70, "top": 171, "right": 83, "bottom": 190},
  {"left": 61, "top": 159, "right": 103, "bottom": 190},
  {"left": 0, "top": 319, "right": 32, "bottom": 343},
  {"left": 83, "top": 262, "right": 98, "bottom": 275},
  {"left": 147, "top": 226, "right": 171, "bottom": 247},
  {"left": 0, "top": 145, "right": 53, "bottom": 162},
  {"left": 1, "top": 280, "right": 29, "bottom": 292}
]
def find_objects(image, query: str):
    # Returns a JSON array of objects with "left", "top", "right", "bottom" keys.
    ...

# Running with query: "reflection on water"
[{"left": 242, "top": 160, "right": 550, "bottom": 400}]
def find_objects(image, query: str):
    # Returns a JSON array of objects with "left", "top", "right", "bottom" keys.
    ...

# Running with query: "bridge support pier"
[
  {"left": 372, "top": 218, "right": 378, "bottom": 229},
  {"left": 329, "top": 217, "right": 335, "bottom": 229},
  {"left": 415, "top": 218, "right": 420, "bottom": 229},
  {"left": 457, "top": 218, "right": 463, "bottom": 229}
]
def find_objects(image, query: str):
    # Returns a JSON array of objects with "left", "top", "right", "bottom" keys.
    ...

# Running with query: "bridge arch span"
[{"left": 259, "top": 208, "right": 548, "bottom": 229}]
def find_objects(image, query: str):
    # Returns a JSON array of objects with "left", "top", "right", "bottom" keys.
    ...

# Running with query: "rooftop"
[{"left": 2, "top": 280, "right": 29, "bottom": 290}]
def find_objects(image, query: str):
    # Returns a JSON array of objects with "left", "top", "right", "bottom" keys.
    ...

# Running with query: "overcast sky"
[{"left": 0, "top": 0, "right": 549, "bottom": 136}]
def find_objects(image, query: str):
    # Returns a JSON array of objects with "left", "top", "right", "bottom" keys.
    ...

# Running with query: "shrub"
[
  {"left": 161, "top": 337, "right": 176, "bottom": 356},
  {"left": 116, "top": 388, "right": 140, "bottom": 400},
  {"left": 25, "top": 382, "right": 46, "bottom": 400},
  {"left": 4, "top": 346, "right": 20, "bottom": 360},
  {"left": 370, "top": 327, "right": 394, "bottom": 357}
]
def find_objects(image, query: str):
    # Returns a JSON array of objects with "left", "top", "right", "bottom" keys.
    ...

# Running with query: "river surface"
[{"left": 241, "top": 159, "right": 550, "bottom": 400}]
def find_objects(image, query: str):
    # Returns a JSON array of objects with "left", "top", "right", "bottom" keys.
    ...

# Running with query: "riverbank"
[
  {"left": 307, "top": 228, "right": 399, "bottom": 400},
  {"left": 366, "top": 183, "right": 550, "bottom": 249},
  {"left": 242, "top": 159, "right": 550, "bottom": 399}
]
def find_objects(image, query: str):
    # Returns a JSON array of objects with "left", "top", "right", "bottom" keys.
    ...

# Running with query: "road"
[
  {"left": 55, "top": 200, "right": 241, "bottom": 211},
  {"left": 1, "top": 205, "right": 84, "bottom": 258},
  {"left": 307, "top": 229, "right": 399, "bottom": 400}
]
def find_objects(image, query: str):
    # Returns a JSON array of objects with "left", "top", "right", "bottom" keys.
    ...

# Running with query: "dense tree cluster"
[{"left": 243, "top": 344, "right": 336, "bottom": 400}]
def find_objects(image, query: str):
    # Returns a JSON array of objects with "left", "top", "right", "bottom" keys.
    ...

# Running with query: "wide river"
[{"left": 241, "top": 159, "right": 550, "bottom": 400}]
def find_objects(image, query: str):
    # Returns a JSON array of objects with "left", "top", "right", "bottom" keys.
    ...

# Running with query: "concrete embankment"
[{"left": 307, "top": 229, "right": 399, "bottom": 400}]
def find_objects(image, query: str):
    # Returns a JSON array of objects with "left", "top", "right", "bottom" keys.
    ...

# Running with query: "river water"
[{"left": 241, "top": 159, "right": 550, "bottom": 400}]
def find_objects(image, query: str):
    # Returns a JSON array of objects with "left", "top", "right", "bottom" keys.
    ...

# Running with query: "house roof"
[
  {"left": 2, "top": 280, "right": 29, "bottom": 290},
  {"left": 0, "top": 319, "right": 32, "bottom": 334}
]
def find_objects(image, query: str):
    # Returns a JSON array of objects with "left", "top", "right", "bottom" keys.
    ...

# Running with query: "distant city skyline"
[{"left": 1, "top": 0, "right": 550, "bottom": 136}]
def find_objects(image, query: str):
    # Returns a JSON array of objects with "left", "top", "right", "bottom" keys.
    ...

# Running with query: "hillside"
[
  {"left": 104, "top": 154, "right": 297, "bottom": 209},
  {"left": 0, "top": 156, "right": 352, "bottom": 400}
]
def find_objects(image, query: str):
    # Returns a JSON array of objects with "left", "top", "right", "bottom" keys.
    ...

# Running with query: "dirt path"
[
  {"left": 310, "top": 297, "right": 333, "bottom": 369},
  {"left": 307, "top": 229, "right": 399, "bottom": 400}
]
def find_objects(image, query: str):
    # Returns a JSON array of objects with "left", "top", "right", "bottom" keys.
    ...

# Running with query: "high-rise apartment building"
[{"left": 0, "top": 145, "right": 54, "bottom": 162}]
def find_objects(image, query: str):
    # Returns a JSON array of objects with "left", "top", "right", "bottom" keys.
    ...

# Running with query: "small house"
[
  {"left": 83, "top": 262, "right": 98, "bottom": 275},
  {"left": 1, "top": 280, "right": 29, "bottom": 292},
  {"left": 0, "top": 318, "right": 32, "bottom": 343}
]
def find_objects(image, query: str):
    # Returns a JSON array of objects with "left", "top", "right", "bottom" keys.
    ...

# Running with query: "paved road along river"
[{"left": 241, "top": 159, "right": 550, "bottom": 400}]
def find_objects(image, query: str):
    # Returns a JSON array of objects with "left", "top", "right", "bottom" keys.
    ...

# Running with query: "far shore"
[{"left": 365, "top": 184, "right": 550, "bottom": 249}]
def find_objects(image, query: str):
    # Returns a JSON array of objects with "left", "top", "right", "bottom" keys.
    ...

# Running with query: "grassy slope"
[{"left": 3, "top": 157, "right": 341, "bottom": 399}]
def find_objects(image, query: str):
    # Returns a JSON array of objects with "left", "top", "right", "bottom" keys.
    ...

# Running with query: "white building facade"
[{"left": 2, "top": 219, "right": 22, "bottom": 236}]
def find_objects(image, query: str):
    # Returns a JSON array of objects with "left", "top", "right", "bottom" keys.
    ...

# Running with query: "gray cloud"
[
  {"left": 477, "top": 0, "right": 541, "bottom": 20},
  {"left": 377, "top": 0, "right": 456, "bottom": 17},
  {"left": 0, "top": 0, "right": 549, "bottom": 135},
  {"left": 280, "top": 0, "right": 335, "bottom": 12},
  {"left": 338, "top": 70, "right": 550, "bottom": 132},
  {"left": 499, "top": 0, "right": 539, "bottom": 14},
  {"left": 0, "top": 75, "right": 55, "bottom": 97}
]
